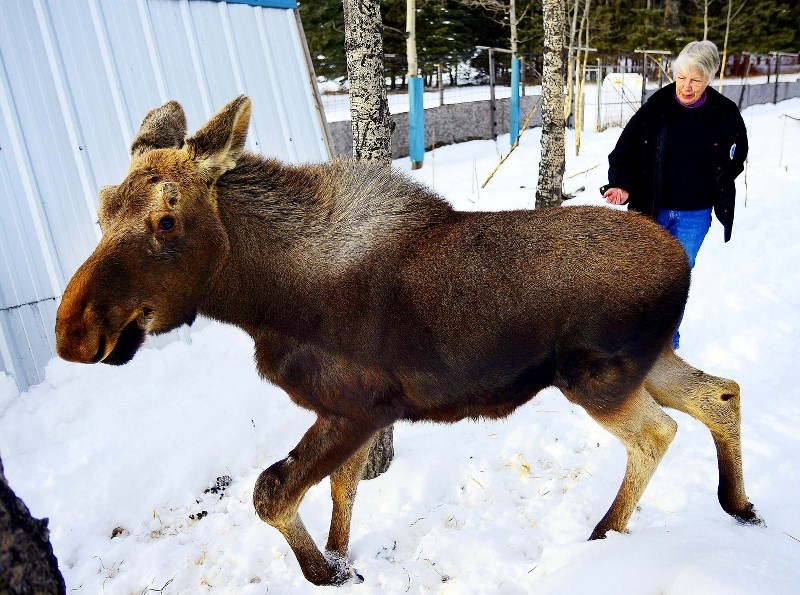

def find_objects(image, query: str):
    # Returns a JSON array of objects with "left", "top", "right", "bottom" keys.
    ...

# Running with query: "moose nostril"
[{"left": 91, "top": 335, "right": 106, "bottom": 363}]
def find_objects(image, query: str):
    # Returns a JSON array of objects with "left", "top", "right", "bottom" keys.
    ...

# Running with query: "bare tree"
[
  {"left": 718, "top": 0, "right": 747, "bottom": 91},
  {"left": 458, "top": 0, "right": 530, "bottom": 54},
  {"left": 564, "top": 0, "right": 580, "bottom": 120},
  {"left": 536, "top": 0, "right": 567, "bottom": 209},
  {"left": 0, "top": 457, "right": 66, "bottom": 593},
  {"left": 573, "top": 0, "right": 591, "bottom": 155},
  {"left": 342, "top": 0, "right": 395, "bottom": 479}
]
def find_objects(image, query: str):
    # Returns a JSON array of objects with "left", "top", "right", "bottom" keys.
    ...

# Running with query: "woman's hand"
[{"left": 603, "top": 187, "right": 629, "bottom": 205}]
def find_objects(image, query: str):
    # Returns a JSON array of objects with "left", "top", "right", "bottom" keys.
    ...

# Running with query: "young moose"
[{"left": 56, "top": 96, "right": 762, "bottom": 585}]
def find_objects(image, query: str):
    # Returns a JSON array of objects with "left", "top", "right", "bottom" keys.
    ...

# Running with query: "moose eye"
[{"left": 157, "top": 216, "right": 176, "bottom": 232}]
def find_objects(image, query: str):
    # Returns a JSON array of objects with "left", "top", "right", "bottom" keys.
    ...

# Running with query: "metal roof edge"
[{"left": 193, "top": 0, "right": 299, "bottom": 9}]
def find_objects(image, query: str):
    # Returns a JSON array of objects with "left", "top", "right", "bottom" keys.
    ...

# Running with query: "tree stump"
[
  {"left": 361, "top": 426, "right": 395, "bottom": 480},
  {"left": 0, "top": 457, "right": 66, "bottom": 594}
]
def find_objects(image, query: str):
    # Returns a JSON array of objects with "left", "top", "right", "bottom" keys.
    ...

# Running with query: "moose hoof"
[
  {"left": 346, "top": 569, "right": 365, "bottom": 585},
  {"left": 323, "top": 551, "right": 364, "bottom": 586},
  {"left": 588, "top": 527, "right": 608, "bottom": 541},
  {"left": 733, "top": 503, "right": 765, "bottom": 528},
  {"left": 588, "top": 524, "right": 628, "bottom": 541}
]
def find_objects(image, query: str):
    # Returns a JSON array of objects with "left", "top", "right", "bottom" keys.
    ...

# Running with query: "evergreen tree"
[
  {"left": 299, "top": 1, "right": 348, "bottom": 80},
  {"left": 719, "top": 0, "right": 797, "bottom": 52},
  {"left": 300, "top": 0, "right": 797, "bottom": 83}
]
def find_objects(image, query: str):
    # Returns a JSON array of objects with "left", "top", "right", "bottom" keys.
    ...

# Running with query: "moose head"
[{"left": 56, "top": 96, "right": 251, "bottom": 366}]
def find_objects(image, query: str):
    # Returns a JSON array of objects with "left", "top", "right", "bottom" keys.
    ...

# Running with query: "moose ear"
[
  {"left": 184, "top": 96, "right": 252, "bottom": 181},
  {"left": 130, "top": 101, "right": 187, "bottom": 158}
]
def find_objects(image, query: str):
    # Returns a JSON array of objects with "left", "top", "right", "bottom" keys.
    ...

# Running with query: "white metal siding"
[{"left": 0, "top": 0, "right": 329, "bottom": 389}]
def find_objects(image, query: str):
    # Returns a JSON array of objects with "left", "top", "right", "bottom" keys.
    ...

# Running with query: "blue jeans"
[{"left": 655, "top": 208, "right": 713, "bottom": 348}]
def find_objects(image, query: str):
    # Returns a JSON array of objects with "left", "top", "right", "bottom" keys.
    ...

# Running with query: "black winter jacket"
[{"left": 605, "top": 83, "right": 748, "bottom": 242}]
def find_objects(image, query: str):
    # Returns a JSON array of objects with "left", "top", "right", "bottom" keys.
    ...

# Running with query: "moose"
[{"left": 56, "top": 96, "right": 762, "bottom": 585}]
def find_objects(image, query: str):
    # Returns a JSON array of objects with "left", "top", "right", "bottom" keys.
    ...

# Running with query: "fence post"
[
  {"left": 438, "top": 63, "right": 444, "bottom": 106},
  {"left": 738, "top": 54, "right": 752, "bottom": 110},
  {"left": 773, "top": 54, "right": 781, "bottom": 103},
  {"left": 510, "top": 56, "right": 520, "bottom": 145},
  {"left": 596, "top": 57, "right": 602, "bottom": 131},
  {"left": 409, "top": 75, "right": 424, "bottom": 169},
  {"left": 488, "top": 48, "right": 497, "bottom": 140},
  {"left": 640, "top": 52, "right": 647, "bottom": 103}
]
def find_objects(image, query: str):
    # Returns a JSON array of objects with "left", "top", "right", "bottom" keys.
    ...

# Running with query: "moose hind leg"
[
  {"left": 325, "top": 433, "right": 375, "bottom": 558},
  {"left": 571, "top": 386, "right": 678, "bottom": 540},
  {"left": 253, "top": 416, "right": 375, "bottom": 586},
  {"left": 645, "top": 350, "right": 763, "bottom": 525}
]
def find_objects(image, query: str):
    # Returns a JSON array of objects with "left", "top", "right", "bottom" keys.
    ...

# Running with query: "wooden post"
[
  {"left": 641, "top": 51, "right": 647, "bottom": 104},
  {"left": 737, "top": 53, "right": 752, "bottom": 110},
  {"left": 477, "top": 45, "right": 515, "bottom": 142},
  {"left": 407, "top": 0, "right": 423, "bottom": 169},
  {"left": 489, "top": 48, "right": 497, "bottom": 140},
  {"left": 596, "top": 57, "right": 602, "bottom": 131},
  {"left": 438, "top": 63, "right": 444, "bottom": 106},
  {"left": 635, "top": 49, "right": 671, "bottom": 104},
  {"left": 510, "top": 56, "right": 520, "bottom": 145}
]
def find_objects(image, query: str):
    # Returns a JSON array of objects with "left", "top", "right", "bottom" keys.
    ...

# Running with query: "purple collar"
[{"left": 675, "top": 91, "right": 708, "bottom": 109}]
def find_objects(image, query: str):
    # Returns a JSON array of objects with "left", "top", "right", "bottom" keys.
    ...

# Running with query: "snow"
[{"left": 2, "top": 98, "right": 800, "bottom": 594}]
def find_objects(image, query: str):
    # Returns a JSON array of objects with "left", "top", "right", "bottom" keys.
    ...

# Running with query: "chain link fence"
[{"left": 318, "top": 51, "right": 800, "bottom": 158}]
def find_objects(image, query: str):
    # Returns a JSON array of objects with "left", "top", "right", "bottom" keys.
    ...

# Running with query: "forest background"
[{"left": 299, "top": 0, "right": 799, "bottom": 84}]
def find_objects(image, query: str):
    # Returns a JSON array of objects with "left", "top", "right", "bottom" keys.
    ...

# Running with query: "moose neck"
[
  {"left": 195, "top": 154, "right": 320, "bottom": 336},
  {"left": 195, "top": 153, "right": 455, "bottom": 342}
]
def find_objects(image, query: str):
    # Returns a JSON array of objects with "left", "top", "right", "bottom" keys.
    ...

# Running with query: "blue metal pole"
[
  {"left": 409, "top": 75, "right": 424, "bottom": 168},
  {"left": 510, "top": 56, "right": 520, "bottom": 145}
]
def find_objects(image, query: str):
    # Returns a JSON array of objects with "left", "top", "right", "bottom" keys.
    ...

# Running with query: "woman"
[{"left": 601, "top": 40, "right": 748, "bottom": 348}]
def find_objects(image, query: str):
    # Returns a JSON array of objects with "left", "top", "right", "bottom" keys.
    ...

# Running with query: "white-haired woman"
[{"left": 601, "top": 40, "right": 748, "bottom": 349}]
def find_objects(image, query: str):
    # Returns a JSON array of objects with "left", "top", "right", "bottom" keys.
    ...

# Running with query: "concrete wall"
[
  {"left": 329, "top": 80, "right": 800, "bottom": 159},
  {"left": 330, "top": 95, "right": 542, "bottom": 159}
]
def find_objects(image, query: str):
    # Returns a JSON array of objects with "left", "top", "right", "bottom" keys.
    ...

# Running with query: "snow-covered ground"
[{"left": 1, "top": 98, "right": 799, "bottom": 594}]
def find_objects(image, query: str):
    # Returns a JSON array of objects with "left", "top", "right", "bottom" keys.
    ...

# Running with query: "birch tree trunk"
[
  {"left": 0, "top": 457, "right": 66, "bottom": 594},
  {"left": 536, "top": 0, "right": 566, "bottom": 209},
  {"left": 343, "top": 0, "right": 393, "bottom": 164},
  {"left": 407, "top": 0, "right": 418, "bottom": 77},
  {"left": 342, "top": 0, "right": 395, "bottom": 479}
]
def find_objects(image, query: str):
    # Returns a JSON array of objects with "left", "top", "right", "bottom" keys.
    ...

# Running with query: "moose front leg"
[
  {"left": 253, "top": 416, "right": 376, "bottom": 586},
  {"left": 575, "top": 386, "right": 678, "bottom": 539}
]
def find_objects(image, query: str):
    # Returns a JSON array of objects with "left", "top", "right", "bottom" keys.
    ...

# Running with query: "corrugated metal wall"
[{"left": 0, "top": 0, "right": 329, "bottom": 390}]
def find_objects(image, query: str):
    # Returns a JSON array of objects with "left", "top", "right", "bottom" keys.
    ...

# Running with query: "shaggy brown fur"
[{"left": 55, "top": 96, "right": 762, "bottom": 586}]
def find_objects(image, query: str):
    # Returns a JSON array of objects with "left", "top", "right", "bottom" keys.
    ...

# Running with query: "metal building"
[{"left": 0, "top": 0, "right": 331, "bottom": 390}]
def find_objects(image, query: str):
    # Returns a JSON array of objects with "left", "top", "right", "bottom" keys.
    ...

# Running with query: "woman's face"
[{"left": 675, "top": 66, "right": 710, "bottom": 106}]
